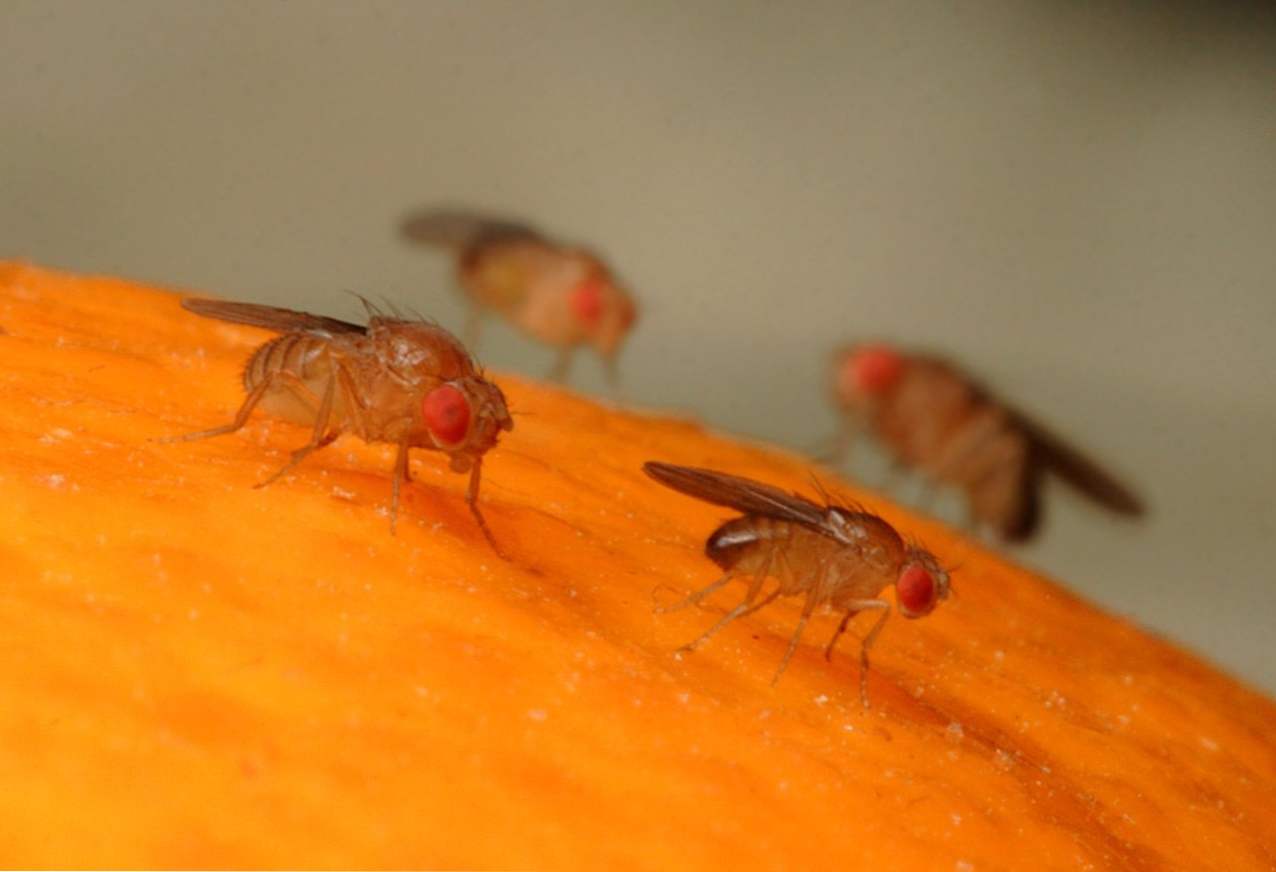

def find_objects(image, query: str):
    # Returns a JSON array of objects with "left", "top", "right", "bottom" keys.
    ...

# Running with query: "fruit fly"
[
  {"left": 166, "top": 298, "right": 513, "bottom": 551},
  {"left": 643, "top": 461, "right": 950, "bottom": 706},
  {"left": 399, "top": 207, "right": 638, "bottom": 385},
  {"left": 830, "top": 343, "right": 1144, "bottom": 541}
]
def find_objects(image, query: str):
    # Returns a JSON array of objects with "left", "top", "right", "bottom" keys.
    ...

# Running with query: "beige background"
[{"left": 3, "top": 1, "right": 1274, "bottom": 691}]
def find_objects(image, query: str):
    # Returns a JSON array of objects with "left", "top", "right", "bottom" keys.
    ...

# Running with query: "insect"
[
  {"left": 829, "top": 343, "right": 1144, "bottom": 541},
  {"left": 643, "top": 461, "right": 950, "bottom": 706},
  {"left": 166, "top": 298, "right": 513, "bottom": 551},
  {"left": 399, "top": 207, "right": 638, "bottom": 385}
]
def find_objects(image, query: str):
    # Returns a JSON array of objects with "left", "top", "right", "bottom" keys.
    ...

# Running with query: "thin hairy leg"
[
  {"left": 677, "top": 588, "right": 783, "bottom": 655},
  {"left": 255, "top": 374, "right": 339, "bottom": 488}
]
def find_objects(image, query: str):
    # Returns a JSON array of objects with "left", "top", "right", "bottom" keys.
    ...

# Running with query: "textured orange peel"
[{"left": 0, "top": 262, "right": 1272, "bottom": 869}]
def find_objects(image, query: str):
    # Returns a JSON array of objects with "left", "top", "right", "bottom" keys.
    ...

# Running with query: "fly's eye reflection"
[
  {"left": 896, "top": 565, "right": 937, "bottom": 617},
  {"left": 423, "top": 384, "right": 471, "bottom": 446}
]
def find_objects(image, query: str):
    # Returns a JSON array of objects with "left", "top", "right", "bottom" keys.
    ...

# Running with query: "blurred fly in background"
[
  {"left": 399, "top": 207, "right": 638, "bottom": 386},
  {"left": 829, "top": 343, "right": 1144, "bottom": 541}
]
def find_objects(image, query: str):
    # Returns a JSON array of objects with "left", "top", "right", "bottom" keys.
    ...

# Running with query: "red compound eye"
[
  {"left": 847, "top": 344, "right": 903, "bottom": 395},
  {"left": 422, "top": 384, "right": 471, "bottom": 447},
  {"left": 896, "top": 564, "right": 937, "bottom": 617},
  {"left": 570, "top": 278, "right": 605, "bottom": 325}
]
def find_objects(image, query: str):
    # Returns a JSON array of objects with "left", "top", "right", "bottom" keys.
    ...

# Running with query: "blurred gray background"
[{"left": 3, "top": 1, "right": 1273, "bottom": 691}]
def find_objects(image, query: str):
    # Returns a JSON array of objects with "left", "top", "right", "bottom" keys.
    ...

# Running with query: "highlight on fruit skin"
[
  {"left": 1, "top": 261, "right": 1274, "bottom": 870},
  {"left": 400, "top": 206, "right": 638, "bottom": 385}
]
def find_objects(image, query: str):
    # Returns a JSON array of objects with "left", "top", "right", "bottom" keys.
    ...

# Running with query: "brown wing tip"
[
  {"left": 1050, "top": 460, "right": 1146, "bottom": 517},
  {"left": 641, "top": 461, "right": 718, "bottom": 496},
  {"left": 642, "top": 460, "right": 685, "bottom": 485},
  {"left": 180, "top": 297, "right": 223, "bottom": 318},
  {"left": 1106, "top": 487, "right": 1146, "bottom": 517}
]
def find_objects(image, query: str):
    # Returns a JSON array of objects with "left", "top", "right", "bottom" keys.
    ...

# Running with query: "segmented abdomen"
[
  {"left": 928, "top": 401, "right": 1035, "bottom": 538},
  {"left": 706, "top": 515, "right": 789, "bottom": 571},
  {"left": 242, "top": 332, "right": 330, "bottom": 392}
]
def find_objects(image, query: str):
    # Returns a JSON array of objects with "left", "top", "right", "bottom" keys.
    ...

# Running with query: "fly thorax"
[
  {"left": 825, "top": 508, "right": 869, "bottom": 547},
  {"left": 389, "top": 335, "right": 433, "bottom": 370}
]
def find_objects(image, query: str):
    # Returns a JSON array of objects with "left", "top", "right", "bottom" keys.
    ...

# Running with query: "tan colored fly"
[
  {"left": 400, "top": 207, "right": 638, "bottom": 385},
  {"left": 165, "top": 298, "right": 513, "bottom": 552},
  {"left": 643, "top": 462, "right": 950, "bottom": 706},
  {"left": 830, "top": 344, "right": 1144, "bottom": 541}
]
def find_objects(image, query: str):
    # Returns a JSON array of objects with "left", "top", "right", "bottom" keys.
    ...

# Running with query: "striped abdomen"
[
  {"left": 705, "top": 515, "right": 797, "bottom": 573},
  {"left": 705, "top": 513, "right": 897, "bottom": 605},
  {"left": 929, "top": 402, "right": 1037, "bottom": 540},
  {"left": 242, "top": 332, "right": 336, "bottom": 428},
  {"left": 875, "top": 364, "right": 1038, "bottom": 540}
]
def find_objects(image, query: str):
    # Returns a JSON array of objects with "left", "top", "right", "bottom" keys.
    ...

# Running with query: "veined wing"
[
  {"left": 643, "top": 462, "right": 828, "bottom": 530},
  {"left": 181, "top": 299, "right": 366, "bottom": 336}
]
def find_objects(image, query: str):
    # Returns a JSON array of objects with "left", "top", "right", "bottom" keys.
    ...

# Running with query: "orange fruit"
[{"left": 1, "top": 262, "right": 1272, "bottom": 869}]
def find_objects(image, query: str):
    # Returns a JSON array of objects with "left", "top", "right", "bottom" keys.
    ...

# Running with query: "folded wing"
[
  {"left": 1013, "top": 410, "right": 1144, "bottom": 516},
  {"left": 642, "top": 462, "right": 828, "bottom": 530},
  {"left": 181, "top": 299, "right": 366, "bottom": 336}
]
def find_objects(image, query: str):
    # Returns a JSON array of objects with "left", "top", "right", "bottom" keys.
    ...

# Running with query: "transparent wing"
[
  {"left": 399, "top": 207, "right": 541, "bottom": 250},
  {"left": 181, "top": 299, "right": 365, "bottom": 336},
  {"left": 643, "top": 462, "right": 828, "bottom": 529}
]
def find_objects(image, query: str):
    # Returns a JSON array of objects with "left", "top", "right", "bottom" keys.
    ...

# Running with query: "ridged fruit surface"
[{"left": 0, "top": 262, "right": 1272, "bottom": 869}]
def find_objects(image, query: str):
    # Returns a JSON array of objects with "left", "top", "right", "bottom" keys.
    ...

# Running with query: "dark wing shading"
[
  {"left": 1012, "top": 410, "right": 1144, "bottom": 516},
  {"left": 643, "top": 462, "right": 828, "bottom": 529},
  {"left": 399, "top": 207, "right": 541, "bottom": 251},
  {"left": 181, "top": 299, "right": 366, "bottom": 335},
  {"left": 1000, "top": 464, "right": 1043, "bottom": 541}
]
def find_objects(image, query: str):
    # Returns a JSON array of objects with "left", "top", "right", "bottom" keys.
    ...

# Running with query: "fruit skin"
[{"left": 0, "top": 260, "right": 1272, "bottom": 870}]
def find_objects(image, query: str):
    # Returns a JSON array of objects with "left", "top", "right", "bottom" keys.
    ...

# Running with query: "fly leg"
[
  {"left": 255, "top": 374, "right": 338, "bottom": 488},
  {"left": 388, "top": 437, "right": 412, "bottom": 534},
  {"left": 467, "top": 457, "right": 505, "bottom": 558},
  {"left": 548, "top": 348, "right": 574, "bottom": 383},
  {"left": 655, "top": 572, "right": 734, "bottom": 614},
  {"left": 844, "top": 600, "right": 891, "bottom": 707},
  {"left": 156, "top": 376, "right": 276, "bottom": 443},
  {"left": 770, "top": 591, "right": 821, "bottom": 686},
  {"left": 825, "top": 610, "right": 856, "bottom": 661},
  {"left": 829, "top": 414, "right": 859, "bottom": 466},
  {"left": 676, "top": 588, "right": 782, "bottom": 656},
  {"left": 602, "top": 353, "right": 622, "bottom": 394},
  {"left": 660, "top": 548, "right": 774, "bottom": 614}
]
